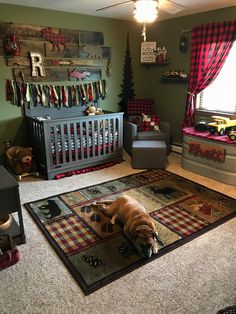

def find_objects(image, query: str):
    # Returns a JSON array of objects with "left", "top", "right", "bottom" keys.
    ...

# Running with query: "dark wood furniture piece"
[
  {"left": 0, "top": 166, "right": 25, "bottom": 245},
  {"left": 24, "top": 104, "right": 123, "bottom": 180}
]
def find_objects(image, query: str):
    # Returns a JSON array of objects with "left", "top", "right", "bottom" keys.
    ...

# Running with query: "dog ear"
[{"left": 153, "top": 232, "right": 164, "bottom": 247}]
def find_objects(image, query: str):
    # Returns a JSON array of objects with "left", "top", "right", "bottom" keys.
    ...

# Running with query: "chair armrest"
[
  {"left": 123, "top": 121, "right": 138, "bottom": 156},
  {"left": 160, "top": 121, "right": 171, "bottom": 154}
]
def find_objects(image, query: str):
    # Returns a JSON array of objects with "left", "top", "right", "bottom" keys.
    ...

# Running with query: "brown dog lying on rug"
[{"left": 91, "top": 195, "right": 163, "bottom": 258}]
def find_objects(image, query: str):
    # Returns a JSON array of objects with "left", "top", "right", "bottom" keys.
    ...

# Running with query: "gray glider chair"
[{"left": 123, "top": 99, "right": 171, "bottom": 156}]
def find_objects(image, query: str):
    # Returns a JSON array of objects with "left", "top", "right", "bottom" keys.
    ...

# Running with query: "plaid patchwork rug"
[{"left": 24, "top": 170, "right": 236, "bottom": 295}]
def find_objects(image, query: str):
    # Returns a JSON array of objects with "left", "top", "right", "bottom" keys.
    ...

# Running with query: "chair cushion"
[{"left": 135, "top": 130, "right": 166, "bottom": 141}]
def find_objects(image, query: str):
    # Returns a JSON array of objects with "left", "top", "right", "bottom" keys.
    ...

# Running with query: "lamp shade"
[{"left": 133, "top": 0, "right": 158, "bottom": 23}]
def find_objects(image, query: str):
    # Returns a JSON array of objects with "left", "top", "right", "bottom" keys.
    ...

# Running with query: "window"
[{"left": 196, "top": 41, "right": 236, "bottom": 115}]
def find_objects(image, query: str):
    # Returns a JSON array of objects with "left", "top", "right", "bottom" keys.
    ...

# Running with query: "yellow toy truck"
[{"left": 208, "top": 116, "right": 236, "bottom": 136}]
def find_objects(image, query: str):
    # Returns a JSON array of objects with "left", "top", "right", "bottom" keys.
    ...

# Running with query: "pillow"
[
  {"left": 142, "top": 113, "right": 151, "bottom": 122},
  {"left": 140, "top": 114, "right": 160, "bottom": 131}
]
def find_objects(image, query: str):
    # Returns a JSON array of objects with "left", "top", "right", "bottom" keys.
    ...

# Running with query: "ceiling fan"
[
  {"left": 96, "top": 0, "right": 185, "bottom": 42},
  {"left": 96, "top": 0, "right": 185, "bottom": 41},
  {"left": 96, "top": 0, "right": 185, "bottom": 16}
]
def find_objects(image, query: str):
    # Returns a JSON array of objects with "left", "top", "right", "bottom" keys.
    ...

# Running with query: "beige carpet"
[{"left": 0, "top": 152, "right": 235, "bottom": 314}]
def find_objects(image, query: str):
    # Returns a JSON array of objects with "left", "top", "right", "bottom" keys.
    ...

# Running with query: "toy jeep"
[{"left": 208, "top": 116, "right": 236, "bottom": 136}]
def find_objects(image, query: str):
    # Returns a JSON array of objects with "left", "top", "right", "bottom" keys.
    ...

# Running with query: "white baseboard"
[{"left": 171, "top": 144, "right": 183, "bottom": 154}]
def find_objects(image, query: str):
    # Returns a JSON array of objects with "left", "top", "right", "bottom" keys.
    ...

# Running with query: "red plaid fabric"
[
  {"left": 152, "top": 206, "right": 209, "bottom": 237},
  {"left": 140, "top": 121, "right": 150, "bottom": 131},
  {"left": 183, "top": 127, "right": 233, "bottom": 144},
  {"left": 151, "top": 113, "right": 160, "bottom": 124},
  {"left": 45, "top": 215, "right": 99, "bottom": 254},
  {"left": 41, "top": 28, "right": 68, "bottom": 44},
  {"left": 140, "top": 114, "right": 160, "bottom": 131},
  {"left": 183, "top": 20, "right": 236, "bottom": 128},
  {"left": 127, "top": 99, "right": 155, "bottom": 115}
]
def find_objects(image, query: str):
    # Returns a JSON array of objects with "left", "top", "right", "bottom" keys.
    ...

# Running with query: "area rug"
[{"left": 24, "top": 169, "right": 236, "bottom": 295}]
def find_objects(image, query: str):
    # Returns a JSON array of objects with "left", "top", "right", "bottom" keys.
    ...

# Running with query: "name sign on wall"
[
  {"left": 0, "top": 22, "right": 111, "bottom": 82},
  {"left": 140, "top": 42, "right": 156, "bottom": 63},
  {"left": 189, "top": 142, "right": 225, "bottom": 162}
]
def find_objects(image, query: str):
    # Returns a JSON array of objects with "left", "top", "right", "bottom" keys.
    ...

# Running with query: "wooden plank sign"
[
  {"left": 7, "top": 57, "right": 103, "bottom": 67},
  {"left": 79, "top": 45, "right": 103, "bottom": 59},
  {"left": 79, "top": 30, "right": 104, "bottom": 45},
  {"left": 13, "top": 67, "right": 68, "bottom": 82},
  {"left": 0, "top": 23, "right": 46, "bottom": 41},
  {"left": 0, "top": 22, "right": 110, "bottom": 83},
  {"left": 20, "top": 41, "right": 45, "bottom": 57},
  {"left": 45, "top": 43, "right": 79, "bottom": 58},
  {"left": 69, "top": 67, "right": 101, "bottom": 81},
  {"left": 102, "top": 47, "right": 111, "bottom": 59}
]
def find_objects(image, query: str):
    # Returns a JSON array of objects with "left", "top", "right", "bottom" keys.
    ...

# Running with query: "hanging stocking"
[
  {"left": 102, "top": 79, "right": 107, "bottom": 98},
  {"left": 38, "top": 84, "right": 47, "bottom": 106},
  {"left": 42, "top": 85, "right": 50, "bottom": 107},
  {"left": 49, "top": 85, "right": 57, "bottom": 107},
  {"left": 71, "top": 85, "right": 77, "bottom": 106},
  {"left": 61, "top": 85, "right": 68, "bottom": 107},
  {"left": 55, "top": 85, "right": 61, "bottom": 107},
  {"left": 87, "top": 83, "right": 94, "bottom": 102},
  {"left": 92, "top": 82, "right": 98, "bottom": 103},
  {"left": 98, "top": 80, "right": 103, "bottom": 99},
  {"left": 16, "top": 82, "right": 24, "bottom": 106},
  {"left": 31, "top": 84, "right": 39, "bottom": 107},
  {"left": 80, "top": 84, "right": 87, "bottom": 104},
  {"left": 35, "top": 84, "right": 41, "bottom": 105},
  {"left": 6, "top": 79, "right": 14, "bottom": 103}
]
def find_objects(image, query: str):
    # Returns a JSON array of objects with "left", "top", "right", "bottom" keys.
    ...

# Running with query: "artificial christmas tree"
[{"left": 118, "top": 33, "right": 135, "bottom": 116}]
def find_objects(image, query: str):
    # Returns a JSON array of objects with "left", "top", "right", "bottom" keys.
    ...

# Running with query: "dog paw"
[{"left": 110, "top": 215, "right": 117, "bottom": 224}]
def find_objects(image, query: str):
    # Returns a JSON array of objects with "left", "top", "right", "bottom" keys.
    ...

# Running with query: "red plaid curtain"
[{"left": 183, "top": 20, "right": 236, "bottom": 128}]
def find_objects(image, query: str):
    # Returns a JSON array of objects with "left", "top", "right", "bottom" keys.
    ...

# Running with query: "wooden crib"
[{"left": 24, "top": 104, "right": 123, "bottom": 179}]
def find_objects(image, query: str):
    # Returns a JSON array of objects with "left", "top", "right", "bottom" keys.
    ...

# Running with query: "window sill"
[{"left": 195, "top": 110, "right": 236, "bottom": 119}]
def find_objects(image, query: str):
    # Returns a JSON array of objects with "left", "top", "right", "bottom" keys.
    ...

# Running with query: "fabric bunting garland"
[{"left": 5, "top": 79, "right": 108, "bottom": 108}]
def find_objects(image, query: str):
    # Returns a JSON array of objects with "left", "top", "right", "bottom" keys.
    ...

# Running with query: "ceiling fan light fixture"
[{"left": 133, "top": 0, "right": 159, "bottom": 23}]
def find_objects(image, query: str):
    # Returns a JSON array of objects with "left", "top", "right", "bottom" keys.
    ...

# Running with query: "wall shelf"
[
  {"left": 161, "top": 77, "right": 188, "bottom": 84},
  {"left": 141, "top": 62, "right": 170, "bottom": 67}
]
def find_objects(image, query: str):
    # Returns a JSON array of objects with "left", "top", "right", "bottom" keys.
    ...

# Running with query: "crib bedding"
[{"left": 51, "top": 130, "right": 118, "bottom": 153}]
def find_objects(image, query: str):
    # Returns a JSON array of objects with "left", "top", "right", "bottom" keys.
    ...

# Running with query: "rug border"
[{"left": 23, "top": 170, "right": 236, "bottom": 295}]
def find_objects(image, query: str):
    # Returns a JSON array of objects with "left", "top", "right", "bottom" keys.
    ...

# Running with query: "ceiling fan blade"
[
  {"left": 96, "top": 0, "right": 133, "bottom": 12},
  {"left": 160, "top": 0, "right": 185, "bottom": 14}
]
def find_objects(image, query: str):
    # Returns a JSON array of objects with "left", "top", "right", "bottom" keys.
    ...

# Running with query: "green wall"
[
  {"left": 144, "top": 6, "right": 236, "bottom": 144},
  {"left": 0, "top": 4, "right": 141, "bottom": 154},
  {"left": 144, "top": 6, "right": 236, "bottom": 145},
  {"left": 0, "top": 4, "right": 235, "bottom": 154}
]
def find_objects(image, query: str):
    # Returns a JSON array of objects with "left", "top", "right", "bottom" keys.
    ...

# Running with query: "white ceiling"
[{"left": 0, "top": 0, "right": 235, "bottom": 21}]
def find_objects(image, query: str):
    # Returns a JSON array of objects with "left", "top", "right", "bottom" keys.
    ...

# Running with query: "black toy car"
[{"left": 194, "top": 121, "right": 208, "bottom": 132}]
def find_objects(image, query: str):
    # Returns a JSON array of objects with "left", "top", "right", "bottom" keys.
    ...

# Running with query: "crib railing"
[{"left": 26, "top": 112, "right": 123, "bottom": 179}]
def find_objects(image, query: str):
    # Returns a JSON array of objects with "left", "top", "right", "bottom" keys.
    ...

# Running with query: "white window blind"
[{"left": 196, "top": 41, "right": 236, "bottom": 114}]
